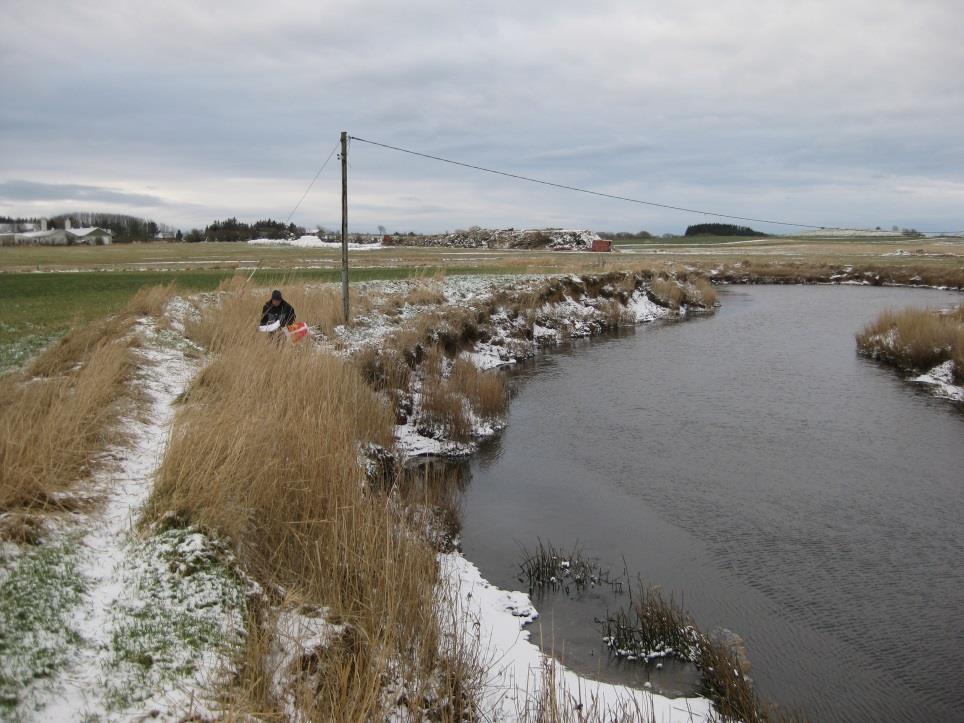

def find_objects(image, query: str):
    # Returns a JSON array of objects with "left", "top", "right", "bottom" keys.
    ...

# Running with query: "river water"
[{"left": 458, "top": 285, "right": 963, "bottom": 722}]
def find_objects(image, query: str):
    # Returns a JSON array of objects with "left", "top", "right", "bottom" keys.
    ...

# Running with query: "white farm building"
[{"left": 0, "top": 218, "right": 112, "bottom": 246}]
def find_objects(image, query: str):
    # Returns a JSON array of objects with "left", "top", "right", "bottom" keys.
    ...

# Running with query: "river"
[{"left": 458, "top": 285, "right": 963, "bottom": 722}]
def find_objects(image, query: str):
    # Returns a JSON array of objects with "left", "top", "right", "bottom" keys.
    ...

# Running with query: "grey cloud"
[
  {"left": 1, "top": 0, "right": 962, "bottom": 232},
  {"left": 0, "top": 180, "right": 171, "bottom": 207}
]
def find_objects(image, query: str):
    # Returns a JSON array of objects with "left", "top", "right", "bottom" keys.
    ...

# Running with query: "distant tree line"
[
  {"left": 596, "top": 230, "right": 653, "bottom": 239},
  {"left": 183, "top": 218, "right": 306, "bottom": 243},
  {"left": 684, "top": 223, "right": 767, "bottom": 237}
]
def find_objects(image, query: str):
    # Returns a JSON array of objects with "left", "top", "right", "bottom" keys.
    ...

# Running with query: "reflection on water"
[{"left": 457, "top": 285, "right": 964, "bottom": 722}]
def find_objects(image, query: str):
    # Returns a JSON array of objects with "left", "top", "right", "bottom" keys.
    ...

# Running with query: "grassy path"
[{"left": 2, "top": 315, "right": 248, "bottom": 720}]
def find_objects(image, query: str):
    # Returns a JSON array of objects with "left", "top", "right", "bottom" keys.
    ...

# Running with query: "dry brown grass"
[
  {"left": 404, "top": 276, "right": 447, "bottom": 306},
  {"left": 0, "top": 284, "right": 179, "bottom": 520},
  {"left": 355, "top": 346, "right": 413, "bottom": 392},
  {"left": 856, "top": 305, "right": 964, "bottom": 382},
  {"left": 125, "top": 281, "right": 177, "bottom": 318},
  {"left": 190, "top": 275, "right": 373, "bottom": 350},
  {"left": 650, "top": 277, "right": 686, "bottom": 309},
  {"left": 0, "top": 331, "right": 136, "bottom": 514},
  {"left": 690, "top": 277, "right": 719, "bottom": 307},
  {"left": 415, "top": 349, "right": 508, "bottom": 442},
  {"left": 449, "top": 358, "right": 508, "bottom": 421},
  {"left": 150, "top": 298, "right": 479, "bottom": 719},
  {"left": 27, "top": 315, "right": 131, "bottom": 377},
  {"left": 707, "top": 257, "right": 964, "bottom": 289},
  {"left": 420, "top": 376, "right": 473, "bottom": 442}
]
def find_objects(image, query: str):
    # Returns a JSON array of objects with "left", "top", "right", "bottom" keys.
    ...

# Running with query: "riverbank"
[
  {"left": 856, "top": 304, "right": 964, "bottom": 402},
  {"left": 0, "top": 271, "right": 719, "bottom": 720},
  {"left": 164, "top": 270, "right": 719, "bottom": 720}
]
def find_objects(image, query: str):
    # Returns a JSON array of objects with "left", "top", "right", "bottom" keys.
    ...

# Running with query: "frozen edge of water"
[{"left": 440, "top": 553, "right": 714, "bottom": 722}]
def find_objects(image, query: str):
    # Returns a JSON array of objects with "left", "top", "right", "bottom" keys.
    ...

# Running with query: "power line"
[
  {"left": 285, "top": 140, "right": 340, "bottom": 224},
  {"left": 349, "top": 135, "right": 961, "bottom": 235}
]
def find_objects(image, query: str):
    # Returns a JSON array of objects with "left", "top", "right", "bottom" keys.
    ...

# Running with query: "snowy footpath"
[{"left": 6, "top": 318, "right": 247, "bottom": 721}]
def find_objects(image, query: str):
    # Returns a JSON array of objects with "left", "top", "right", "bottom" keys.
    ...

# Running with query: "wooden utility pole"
[{"left": 340, "top": 131, "right": 350, "bottom": 324}]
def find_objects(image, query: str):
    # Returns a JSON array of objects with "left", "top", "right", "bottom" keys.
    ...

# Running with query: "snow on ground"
[
  {"left": 267, "top": 607, "right": 346, "bottom": 722},
  {"left": 460, "top": 344, "right": 516, "bottom": 371},
  {"left": 627, "top": 290, "right": 673, "bottom": 323},
  {"left": 394, "top": 420, "right": 475, "bottom": 459},
  {"left": 795, "top": 229, "right": 908, "bottom": 238},
  {"left": 911, "top": 360, "right": 964, "bottom": 401},
  {"left": 249, "top": 235, "right": 383, "bottom": 250},
  {"left": 16, "top": 313, "right": 246, "bottom": 721},
  {"left": 440, "top": 554, "right": 713, "bottom": 722}
]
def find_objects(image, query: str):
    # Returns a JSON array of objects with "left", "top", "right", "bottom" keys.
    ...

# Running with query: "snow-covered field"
[{"left": 249, "top": 235, "right": 383, "bottom": 250}]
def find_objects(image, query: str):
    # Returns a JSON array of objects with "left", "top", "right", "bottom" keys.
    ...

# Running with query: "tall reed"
[{"left": 150, "top": 291, "right": 477, "bottom": 719}]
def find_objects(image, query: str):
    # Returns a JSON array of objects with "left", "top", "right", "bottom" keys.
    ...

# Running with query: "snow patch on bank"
[
  {"left": 628, "top": 290, "right": 673, "bottom": 322},
  {"left": 268, "top": 606, "right": 346, "bottom": 721},
  {"left": 911, "top": 360, "right": 964, "bottom": 401},
  {"left": 440, "top": 553, "right": 713, "bottom": 721}
]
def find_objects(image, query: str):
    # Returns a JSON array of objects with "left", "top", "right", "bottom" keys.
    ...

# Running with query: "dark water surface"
[{"left": 459, "top": 285, "right": 964, "bottom": 722}]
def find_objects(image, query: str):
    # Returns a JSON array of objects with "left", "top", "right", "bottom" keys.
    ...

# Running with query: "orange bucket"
[{"left": 285, "top": 322, "right": 309, "bottom": 343}]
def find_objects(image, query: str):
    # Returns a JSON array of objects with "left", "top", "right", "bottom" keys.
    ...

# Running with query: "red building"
[{"left": 591, "top": 239, "right": 613, "bottom": 252}]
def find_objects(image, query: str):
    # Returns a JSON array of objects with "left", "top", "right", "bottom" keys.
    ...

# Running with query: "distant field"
[
  {"left": 614, "top": 235, "right": 770, "bottom": 245},
  {"left": 2, "top": 238, "right": 961, "bottom": 372},
  {"left": 612, "top": 234, "right": 947, "bottom": 246},
  {"left": 0, "top": 237, "right": 960, "bottom": 271}
]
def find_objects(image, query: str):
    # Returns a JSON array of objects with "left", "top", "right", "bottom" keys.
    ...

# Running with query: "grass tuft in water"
[
  {"left": 603, "top": 582, "right": 805, "bottom": 722},
  {"left": 518, "top": 539, "right": 624, "bottom": 597}
]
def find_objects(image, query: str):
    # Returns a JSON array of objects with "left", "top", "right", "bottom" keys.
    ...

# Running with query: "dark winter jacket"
[{"left": 260, "top": 299, "right": 296, "bottom": 327}]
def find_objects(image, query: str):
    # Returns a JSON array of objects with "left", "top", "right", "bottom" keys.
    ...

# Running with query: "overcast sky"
[{"left": 2, "top": 0, "right": 962, "bottom": 233}]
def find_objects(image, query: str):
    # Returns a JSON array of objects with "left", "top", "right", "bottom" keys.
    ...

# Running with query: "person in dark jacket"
[{"left": 260, "top": 289, "right": 296, "bottom": 327}]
